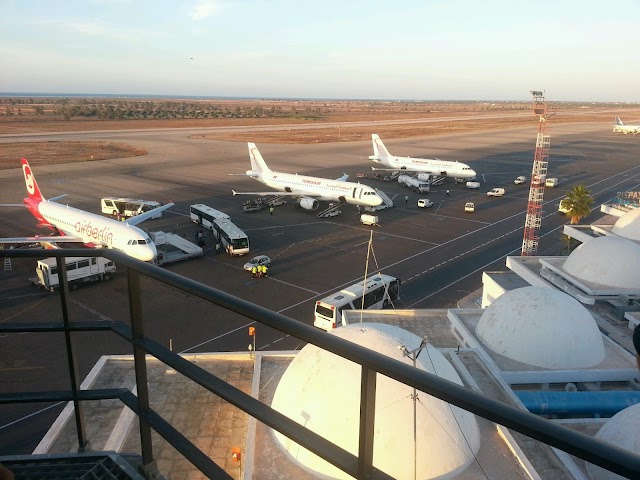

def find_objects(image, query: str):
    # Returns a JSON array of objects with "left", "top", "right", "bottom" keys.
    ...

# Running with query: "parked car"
[
  {"left": 417, "top": 199, "right": 434, "bottom": 208},
  {"left": 514, "top": 176, "right": 526, "bottom": 185},
  {"left": 464, "top": 202, "right": 475, "bottom": 213},
  {"left": 487, "top": 188, "right": 506, "bottom": 197},
  {"left": 243, "top": 255, "right": 271, "bottom": 271},
  {"left": 267, "top": 198, "right": 287, "bottom": 207}
]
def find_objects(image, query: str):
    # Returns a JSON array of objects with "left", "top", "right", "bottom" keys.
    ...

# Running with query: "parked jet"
[
  {"left": 613, "top": 117, "right": 640, "bottom": 135},
  {"left": 0, "top": 159, "right": 173, "bottom": 261},
  {"left": 232, "top": 143, "right": 383, "bottom": 210},
  {"left": 369, "top": 134, "right": 477, "bottom": 179}
]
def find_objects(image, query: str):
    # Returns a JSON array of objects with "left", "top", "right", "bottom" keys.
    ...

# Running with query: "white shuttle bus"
[
  {"left": 313, "top": 274, "right": 401, "bottom": 331},
  {"left": 189, "top": 204, "right": 230, "bottom": 229},
  {"left": 101, "top": 197, "right": 164, "bottom": 219},
  {"left": 211, "top": 218, "right": 250, "bottom": 256},
  {"left": 34, "top": 256, "right": 116, "bottom": 292}
]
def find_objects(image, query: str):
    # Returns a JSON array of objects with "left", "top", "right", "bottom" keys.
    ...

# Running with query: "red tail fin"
[{"left": 22, "top": 158, "right": 44, "bottom": 202}]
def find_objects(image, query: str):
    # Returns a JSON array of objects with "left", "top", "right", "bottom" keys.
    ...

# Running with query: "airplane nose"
[{"left": 137, "top": 244, "right": 157, "bottom": 262}]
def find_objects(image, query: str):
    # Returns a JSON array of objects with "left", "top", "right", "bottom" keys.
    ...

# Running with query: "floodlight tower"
[{"left": 521, "top": 90, "right": 551, "bottom": 256}]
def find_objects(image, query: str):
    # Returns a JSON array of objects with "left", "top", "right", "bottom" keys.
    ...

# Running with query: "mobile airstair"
[
  {"left": 364, "top": 189, "right": 394, "bottom": 212},
  {"left": 150, "top": 232, "right": 203, "bottom": 266},
  {"left": 317, "top": 203, "right": 344, "bottom": 218},
  {"left": 429, "top": 175, "right": 446, "bottom": 186}
]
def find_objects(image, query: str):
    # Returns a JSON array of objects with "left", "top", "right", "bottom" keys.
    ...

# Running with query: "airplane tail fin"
[
  {"left": 615, "top": 117, "right": 624, "bottom": 126},
  {"left": 371, "top": 134, "right": 391, "bottom": 161},
  {"left": 22, "top": 159, "right": 45, "bottom": 203},
  {"left": 21, "top": 158, "right": 48, "bottom": 223},
  {"left": 248, "top": 143, "right": 271, "bottom": 174}
]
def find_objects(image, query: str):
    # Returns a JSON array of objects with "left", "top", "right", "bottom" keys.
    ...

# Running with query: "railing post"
[
  {"left": 56, "top": 256, "right": 89, "bottom": 452},
  {"left": 357, "top": 366, "right": 376, "bottom": 479},
  {"left": 128, "top": 268, "right": 156, "bottom": 473}
]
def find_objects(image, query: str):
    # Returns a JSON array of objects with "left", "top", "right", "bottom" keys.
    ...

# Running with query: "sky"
[{"left": 1, "top": 0, "right": 640, "bottom": 102}]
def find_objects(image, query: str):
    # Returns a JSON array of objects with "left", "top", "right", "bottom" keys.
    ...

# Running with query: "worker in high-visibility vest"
[
  {"left": 251, "top": 266, "right": 257, "bottom": 278},
  {"left": 262, "top": 265, "right": 269, "bottom": 278}
]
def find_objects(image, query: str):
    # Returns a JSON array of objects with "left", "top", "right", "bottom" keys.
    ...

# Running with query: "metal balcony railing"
[{"left": 1, "top": 248, "right": 640, "bottom": 479}]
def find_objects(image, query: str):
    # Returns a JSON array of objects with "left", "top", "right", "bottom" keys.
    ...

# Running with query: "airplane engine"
[{"left": 298, "top": 197, "right": 319, "bottom": 211}]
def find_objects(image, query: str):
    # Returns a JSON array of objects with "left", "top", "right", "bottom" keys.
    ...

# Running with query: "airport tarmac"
[{"left": 1, "top": 119, "right": 640, "bottom": 453}]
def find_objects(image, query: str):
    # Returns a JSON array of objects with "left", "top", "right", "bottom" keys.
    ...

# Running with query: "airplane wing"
[
  {"left": 335, "top": 173, "right": 349, "bottom": 182},
  {"left": 125, "top": 202, "right": 175, "bottom": 226},
  {"left": 0, "top": 235, "right": 84, "bottom": 244},
  {"left": 232, "top": 190, "right": 320, "bottom": 198}
]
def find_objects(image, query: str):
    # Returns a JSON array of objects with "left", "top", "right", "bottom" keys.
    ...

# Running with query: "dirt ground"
[{"left": 1, "top": 99, "right": 637, "bottom": 170}]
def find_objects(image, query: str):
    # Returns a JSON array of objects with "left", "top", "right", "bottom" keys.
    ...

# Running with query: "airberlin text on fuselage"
[{"left": 74, "top": 220, "right": 113, "bottom": 245}]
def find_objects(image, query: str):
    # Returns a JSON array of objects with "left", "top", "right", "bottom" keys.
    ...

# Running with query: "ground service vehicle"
[
  {"left": 398, "top": 175, "right": 430, "bottom": 193},
  {"left": 243, "top": 255, "right": 271, "bottom": 271},
  {"left": 360, "top": 214, "right": 378, "bottom": 225},
  {"left": 34, "top": 256, "right": 116, "bottom": 291},
  {"left": 211, "top": 218, "right": 250, "bottom": 255},
  {"left": 101, "top": 197, "right": 163, "bottom": 219},
  {"left": 313, "top": 274, "right": 401, "bottom": 331},
  {"left": 545, "top": 178, "right": 559, "bottom": 188},
  {"left": 514, "top": 176, "right": 526, "bottom": 185},
  {"left": 487, "top": 188, "right": 506, "bottom": 197},
  {"left": 190, "top": 204, "right": 230, "bottom": 228},
  {"left": 466, "top": 182, "right": 480, "bottom": 189},
  {"left": 465, "top": 202, "right": 476, "bottom": 213},
  {"left": 417, "top": 199, "right": 434, "bottom": 208}
]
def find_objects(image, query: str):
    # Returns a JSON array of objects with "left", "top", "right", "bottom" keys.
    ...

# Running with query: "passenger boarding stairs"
[
  {"left": 365, "top": 189, "right": 394, "bottom": 212},
  {"left": 317, "top": 203, "right": 344, "bottom": 218},
  {"left": 150, "top": 231, "right": 203, "bottom": 265},
  {"left": 429, "top": 175, "right": 446, "bottom": 186}
]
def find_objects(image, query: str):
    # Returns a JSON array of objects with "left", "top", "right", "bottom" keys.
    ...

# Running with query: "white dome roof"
[
  {"left": 587, "top": 403, "right": 640, "bottom": 480},
  {"left": 563, "top": 236, "right": 640, "bottom": 289},
  {"left": 612, "top": 207, "right": 640, "bottom": 241},
  {"left": 271, "top": 323, "right": 480, "bottom": 479},
  {"left": 476, "top": 287, "right": 605, "bottom": 369}
]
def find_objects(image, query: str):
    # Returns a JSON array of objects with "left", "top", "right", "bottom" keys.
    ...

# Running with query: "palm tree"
[{"left": 560, "top": 185, "right": 594, "bottom": 224}]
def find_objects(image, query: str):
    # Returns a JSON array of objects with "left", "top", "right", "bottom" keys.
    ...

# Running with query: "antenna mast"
[{"left": 521, "top": 90, "right": 551, "bottom": 256}]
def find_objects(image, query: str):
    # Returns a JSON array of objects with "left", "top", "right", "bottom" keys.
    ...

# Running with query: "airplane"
[
  {"left": 0, "top": 159, "right": 174, "bottom": 262},
  {"left": 368, "top": 134, "right": 477, "bottom": 179},
  {"left": 613, "top": 117, "right": 640, "bottom": 135},
  {"left": 231, "top": 143, "right": 383, "bottom": 210}
]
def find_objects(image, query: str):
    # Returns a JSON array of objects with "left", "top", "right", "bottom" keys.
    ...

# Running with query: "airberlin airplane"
[{"left": 0, "top": 159, "right": 173, "bottom": 262}]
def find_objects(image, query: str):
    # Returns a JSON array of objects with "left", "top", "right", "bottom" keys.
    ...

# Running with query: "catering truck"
[
  {"left": 32, "top": 256, "right": 116, "bottom": 292},
  {"left": 398, "top": 175, "right": 430, "bottom": 193}
]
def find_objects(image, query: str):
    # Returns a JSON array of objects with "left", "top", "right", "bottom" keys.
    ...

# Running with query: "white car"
[
  {"left": 417, "top": 199, "right": 434, "bottom": 208},
  {"left": 465, "top": 202, "right": 475, "bottom": 213},
  {"left": 514, "top": 176, "right": 526, "bottom": 185},
  {"left": 243, "top": 255, "right": 271, "bottom": 271},
  {"left": 487, "top": 188, "right": 506, "bottom": 197}
]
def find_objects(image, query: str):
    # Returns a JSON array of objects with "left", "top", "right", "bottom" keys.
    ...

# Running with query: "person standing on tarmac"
[
  {"left": 263, "top": 265, "right": 269, "bottom": 277},
  {"left": 215, "top": 242, "right": 221, "bottom": 255},
  {"left": 269, "top": 206, "right": 274, "bottom": 216},
  {"left": 251, "top": 266, "right": 257, "bottom": 279}
]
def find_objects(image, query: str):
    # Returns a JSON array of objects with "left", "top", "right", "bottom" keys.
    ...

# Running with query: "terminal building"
[{"left": 1, "top": 202, "right": 640, "bottom": 479}]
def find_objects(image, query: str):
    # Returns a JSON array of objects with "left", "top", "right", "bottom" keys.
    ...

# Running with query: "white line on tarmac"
[{"left": 0, "top": 402, "right": 64, "bottom": 431}]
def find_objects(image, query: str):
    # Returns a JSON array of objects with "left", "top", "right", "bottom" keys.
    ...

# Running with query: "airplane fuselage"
[
  {"left": 614, "top": 125, "right": 640, "bottom": 135},
  {"left": 373, "top": 155, "right": 477, "bottom": 179},
  {"left": 258, "top": 172, "right": 382, "bottom": 206},
  {"left": 37, "top": 201, "right": 157, "bottom": 261}
]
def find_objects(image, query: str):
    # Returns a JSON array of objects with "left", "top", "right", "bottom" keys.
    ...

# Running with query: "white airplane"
[
  {"left": 0, "top": 159, "right": 173, "bottom": 262},
  {"left": 369, "top": 134, "right": 477, "bottom": 179},
  {"left": 232, "top": 143, "right": 383, "bottom": 210},
  {"left": 613, "top": 117, "right": 640, "bottom": 135}
]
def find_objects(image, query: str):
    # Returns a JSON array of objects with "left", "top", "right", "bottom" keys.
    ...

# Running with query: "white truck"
[
  {"left": 101, "top": 197, "right": 163, "bottom": 219},
  {"left": 514, "top": 176, "right": 526, "bottom": 185},
  {"left": 398, "top": 175, "right": 430, "bottom": 193},
  {"left": 545, "top": 178, "right": 559, "bottom": 188},
  {"left": 360, "top": 214, "right": 379, "bottom": 226},
  {"left": 466, "top": 181, "right": 480, "bottom": 189},
  {"left": 487, "top": 188, "right": 506, "bottom": 197},
  {"left": 32, "top": 256, "right": 116, "bottom": 292}
]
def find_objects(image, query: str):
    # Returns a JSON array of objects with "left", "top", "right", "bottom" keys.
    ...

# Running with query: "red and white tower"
[{"left": 521, "top": 91, "right": 551, "bottom": 256}]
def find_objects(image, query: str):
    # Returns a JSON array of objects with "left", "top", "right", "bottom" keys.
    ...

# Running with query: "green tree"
[{"left": 560, "top": 185, "right": 594, "bottom": 224}]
